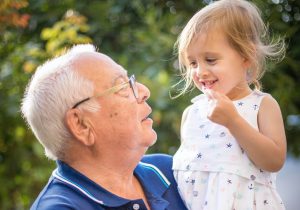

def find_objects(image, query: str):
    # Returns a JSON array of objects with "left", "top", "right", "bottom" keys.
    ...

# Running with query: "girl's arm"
[{"left": 208, "top": 91, "right": 286, "bottom": 172}]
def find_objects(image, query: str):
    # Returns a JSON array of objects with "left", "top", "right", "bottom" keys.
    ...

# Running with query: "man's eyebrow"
[{"left": 112, "top": 70, "right": 128, "bottom": 84}]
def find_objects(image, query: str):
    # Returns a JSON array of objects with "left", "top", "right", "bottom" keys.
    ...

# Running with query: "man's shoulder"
[
  {"left": 141, "top": 153, "right": 172, "bottom": 167},
  {"left": 30, "top": 176, "right": 73, "bottom": 210},
  {"left": 30, "top": 175, "right": 101, "bottom": 210},
  {"left": 141, "top": 154, "right": 173, "bottom": 176},
  {"left": 140, "top": 154, "right": 188, "bottom": 210},
  {"left": 139, "top": 154, "right": 173, "bottom": 187}
]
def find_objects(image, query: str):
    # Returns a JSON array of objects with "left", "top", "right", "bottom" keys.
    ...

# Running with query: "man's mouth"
[{"left": 142, "top": 109, "right": 152, "bottom": 122}]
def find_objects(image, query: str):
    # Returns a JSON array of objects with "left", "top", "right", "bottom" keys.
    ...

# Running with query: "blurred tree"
[
  {"left": 261, "top": 0, "right": 300, "bottom": 156},
  {"left": 0, "top": 0, "right": 30, "bottom": 31},
  {"left": 0, "top": 0, "right": 299, "bottom": 209},
  {"left": 0, "top": 0, "right": 92, "bottom": 208}
]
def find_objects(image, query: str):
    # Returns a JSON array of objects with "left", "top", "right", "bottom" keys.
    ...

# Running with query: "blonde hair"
[{"left": 174, "top": 0, "right": 285, "bottom": 96}]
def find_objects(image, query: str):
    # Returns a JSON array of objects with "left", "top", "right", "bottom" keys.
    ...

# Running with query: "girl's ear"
[
  {"left": 243, "top": 56, "right": 252, "bottom": 70},
  {"left": 65, "top": 109, "right": 95, "bottom": 146},
  {"left": 243, "top": 43, "right": 256, "bottom": 69}
]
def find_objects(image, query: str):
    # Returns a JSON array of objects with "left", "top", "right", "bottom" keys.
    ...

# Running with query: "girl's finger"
[{"left": 203, "top": 88, "right": 213, "bottom": 99}]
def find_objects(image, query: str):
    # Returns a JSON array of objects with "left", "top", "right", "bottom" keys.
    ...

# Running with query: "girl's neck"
[{"left": 227, "top": 85, "right": 252, "bottom": 101}]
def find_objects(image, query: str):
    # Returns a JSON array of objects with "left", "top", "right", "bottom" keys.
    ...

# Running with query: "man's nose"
[{"left": 136, "top": 82, "right": 150, "bottom": 103}]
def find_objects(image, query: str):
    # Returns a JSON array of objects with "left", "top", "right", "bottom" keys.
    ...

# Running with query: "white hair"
[{"left": 21, "top": 44, "right": 100, "bottom": 160}]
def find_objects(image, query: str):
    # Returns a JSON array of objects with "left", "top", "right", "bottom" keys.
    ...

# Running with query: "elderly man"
[{"left": 22, "top": 44, "right": 187, "bottom": 210}]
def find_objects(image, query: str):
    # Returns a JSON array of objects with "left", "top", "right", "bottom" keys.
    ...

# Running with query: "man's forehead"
[
  {"left": 72, "top": 52, "right": 127, "bottom": 84},
  {"left": 72, "top": 51, "right": 111, "bottom": 66}
]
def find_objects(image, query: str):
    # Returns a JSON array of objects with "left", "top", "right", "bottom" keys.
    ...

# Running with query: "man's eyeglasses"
[{"left": 72, "top": 75, "right": 139, "bottom": 109}]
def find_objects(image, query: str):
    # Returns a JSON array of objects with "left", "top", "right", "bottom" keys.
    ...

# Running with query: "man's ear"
[{"left": 65, "top": 109, "right": 95, "bottom": 146}]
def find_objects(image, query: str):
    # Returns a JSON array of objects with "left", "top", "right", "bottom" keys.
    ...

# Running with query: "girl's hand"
[
  {"left": 205, "top": 89, "right": 240, "bottom": 127},
  {"left": 204, "top": 89, "right": 286, "bottom": 171}
]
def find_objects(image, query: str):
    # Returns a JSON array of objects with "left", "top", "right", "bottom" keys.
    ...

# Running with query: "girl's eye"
[
  {"left": 189, "top": 61, "right": 198, "bottom": 68},
  {"left": 206, "top": 58, "right": 217, "bottom": 64}
]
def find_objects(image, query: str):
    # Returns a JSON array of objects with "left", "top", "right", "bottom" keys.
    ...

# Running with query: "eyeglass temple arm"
[{"left": 72, "top": 82, "right": 129, "bottom": 109}]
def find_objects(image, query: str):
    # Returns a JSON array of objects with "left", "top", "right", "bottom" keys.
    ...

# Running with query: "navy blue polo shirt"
[{"left": 30, "top": 154, "right": 187, "bottom": 210}]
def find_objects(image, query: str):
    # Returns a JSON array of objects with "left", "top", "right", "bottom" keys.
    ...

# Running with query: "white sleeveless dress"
[{"left": 173, "top": 90, "right": 285, "bottom": 210}]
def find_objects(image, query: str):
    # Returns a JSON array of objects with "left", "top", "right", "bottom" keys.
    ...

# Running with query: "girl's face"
[{"left": 186, "top": 29, "right": 251, "bottom": 100}]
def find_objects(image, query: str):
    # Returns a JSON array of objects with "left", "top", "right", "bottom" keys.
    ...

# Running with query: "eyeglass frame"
[{"left": 72, "top": 74, "right": 138, "bottom": 109}]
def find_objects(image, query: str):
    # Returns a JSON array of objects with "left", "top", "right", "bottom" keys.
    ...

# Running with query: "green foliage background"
[{"left": 0, "top": 0, "right": 299, "bottom": 209}]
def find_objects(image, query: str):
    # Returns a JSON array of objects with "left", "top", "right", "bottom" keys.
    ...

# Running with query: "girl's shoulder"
[
  {"left": 236, "top": 90, "right": 270, "bottom": 104},
  {"left": 252, "top": 89, "right": 269, "bottom": 97},
  {"left": 252, "top": 90, "right": 279, "bottom": 105}
]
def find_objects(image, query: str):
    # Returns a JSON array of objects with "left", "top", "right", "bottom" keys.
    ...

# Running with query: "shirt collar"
[{"left": 54, "top": 160, "right": 170, "bottom": 208}]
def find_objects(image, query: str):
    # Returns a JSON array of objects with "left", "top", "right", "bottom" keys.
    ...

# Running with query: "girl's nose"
[{"left": 196, "top": 65, "right": 209, "bottom": 78}]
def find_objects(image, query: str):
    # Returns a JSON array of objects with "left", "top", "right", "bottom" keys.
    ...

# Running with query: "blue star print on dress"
[{"left": 173, "top": 90, "right": 285, "bottom": 210}]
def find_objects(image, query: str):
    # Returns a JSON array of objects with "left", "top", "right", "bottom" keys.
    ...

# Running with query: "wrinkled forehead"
[{"left": 72, "top": 52, "right": 127, "bottom": 84}]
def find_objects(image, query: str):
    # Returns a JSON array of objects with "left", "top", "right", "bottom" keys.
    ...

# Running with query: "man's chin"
[{"left": 147, "top": 132, "right": 157, "bottom": 147}]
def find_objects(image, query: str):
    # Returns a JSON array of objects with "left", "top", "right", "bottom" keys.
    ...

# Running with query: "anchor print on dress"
[
  {"left": 186, "top": 165, "right": 191, "bottom": 170},
  {"left": 219, "top": 131, "right": 226, "bottom": 137},
  {"left": 248, "top": 175, "right": 256, "bottom": 190},
  {"left": 193, "top": 191, "right": 198, "bottom": 197},
  {"left": 253, "top": 104, "right": 259, "bottom": 110},
  {"left": 248, "top": 183, "right": 254, "bottom": 190}
]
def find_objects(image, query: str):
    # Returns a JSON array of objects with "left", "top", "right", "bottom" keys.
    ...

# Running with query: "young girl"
[{"left": 172, "top": 0, "right": 286, "bottom": 209}]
